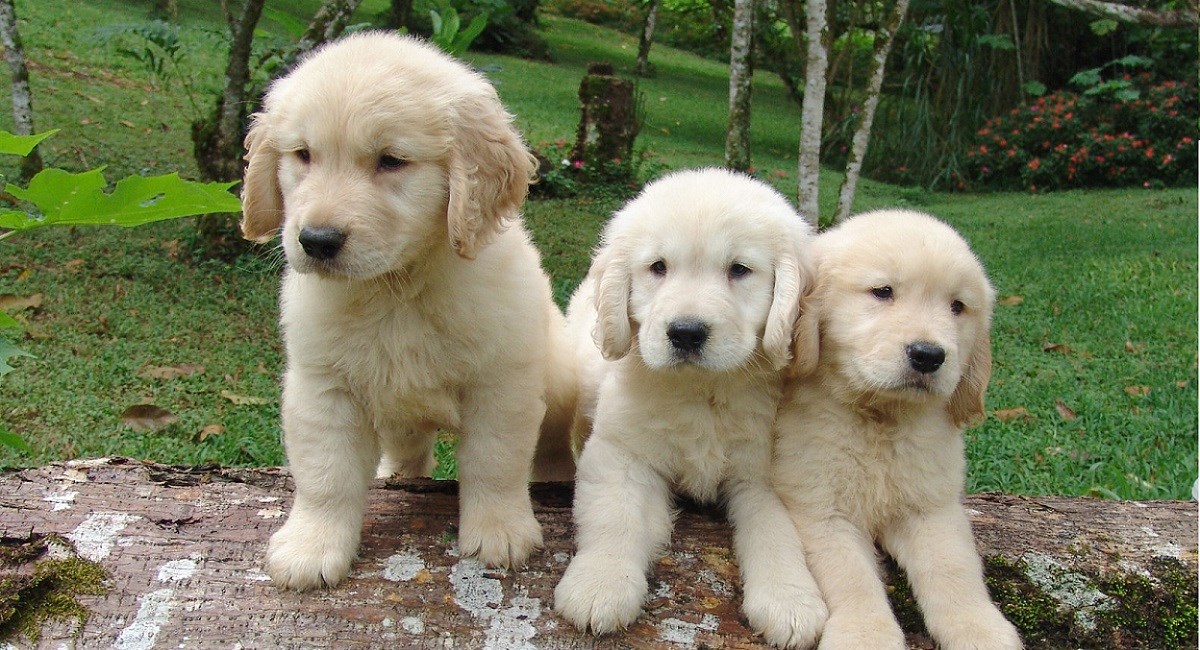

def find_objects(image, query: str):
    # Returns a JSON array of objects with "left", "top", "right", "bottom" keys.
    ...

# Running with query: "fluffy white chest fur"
[
  {"left": 278, "top": 226, "right": 551, "bottom": 434},
  {"left": 596, "top": 363, "right": 780, "bottom": 502}
]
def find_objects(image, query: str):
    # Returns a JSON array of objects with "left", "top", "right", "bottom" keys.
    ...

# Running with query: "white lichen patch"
[
  {"left": 382, "top": 550, "right": 426, "bottom": 582},
  {"left": 658, "top": 614, "right": 719, "bottom": 646},
  {"left": 113, "top": 588, "right": 176, "bottom": 650},
  {"left": 450, "top": 556, "right": 541, "bottom": 650},
  {"left": 401, "top": 616, "right": 426, "bottom": 634},
  {"left": 256, "top": 507, "right": 285, "bottom": 519},
  {"left": 67, "top": 512, "right": 141, "bottom": 562},
  {"left": 1020, "top": 551, "right": 1114, "bottom": 630},
  {"left": 156, "top": 557, "right": 199, "bottom": 582},
  {"left": 42, "top": 489, "right": 77, "bottom": 512}
]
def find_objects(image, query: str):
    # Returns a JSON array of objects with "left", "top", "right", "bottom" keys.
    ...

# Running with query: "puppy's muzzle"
[
  {"left": 667, "top": 318, "right": 710, "bottom": 354},
  {"left": 298, "top": 226, "right": 347, "bottom": 261},
  {"left": 906, "top": 341, "right": 945, "bottom": 374}
]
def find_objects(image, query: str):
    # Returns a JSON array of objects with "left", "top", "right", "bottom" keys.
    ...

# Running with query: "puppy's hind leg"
[
  {"left": 267, "top": 372, "right": 378, "bottom": 591},
  {"left": 455, "top": 380, "right": 545, "bottom": 569},
  {"left": 881, "top": 506, "right": 1023, "bottom": 650},
  {"left": 376, "top": 426, "right": 438, "bottom": 479}
]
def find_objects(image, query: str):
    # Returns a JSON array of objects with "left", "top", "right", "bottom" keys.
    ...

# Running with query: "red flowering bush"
[{"left": 964, "top": 76, "right": 1197, "bottom": 191}]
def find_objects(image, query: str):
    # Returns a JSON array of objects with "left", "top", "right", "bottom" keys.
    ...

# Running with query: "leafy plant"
[
  {"left": 97, "top": 20, "right": 207, "bottom": 118},
  {"left": 0, "top": 128, "right": 241, "bottom": 451},
  {"left": 427, "top": 0, "right": 491, "bottom": 56}
]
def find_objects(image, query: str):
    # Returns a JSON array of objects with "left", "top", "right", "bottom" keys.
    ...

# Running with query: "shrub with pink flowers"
[{"left": 963, "top": 75, "right": 1197, "bottom": 191}]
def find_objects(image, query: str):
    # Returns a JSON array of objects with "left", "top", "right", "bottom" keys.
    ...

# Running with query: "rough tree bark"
[
  {"left": 286, "top": 0, "right": 365, "bottom": 68},
  {"left": 571, "top": 63, "right": 640, "bottom": 174},
  {"left": 795, "top": 0, "right": 828, "bottom": 229},
  {"left": 1045, "top": 0, "right": 1198, "bottom": 27},
  {"left": 0, "top": 0, "right": 42, "bottom": 183},
  {"left": 634, "top": 0, "right": 660, "bottom": 77},
  {"left": 0, "top": 459, "right": 1194, "bottom": 648},
  {"left": 724, "top": 0, "right": 755, "bottom": 172},
  {"left": 832, "top": 0, "right": 909, "bottom": 224}
]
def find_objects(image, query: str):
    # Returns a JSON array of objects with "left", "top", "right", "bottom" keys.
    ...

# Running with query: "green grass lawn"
[{"left": 0, "top": 0, "right": 1195, "bottom": 499}]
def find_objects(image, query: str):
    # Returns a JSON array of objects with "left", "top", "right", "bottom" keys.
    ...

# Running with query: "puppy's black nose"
[
  {"left": 298, "top": 227, "right": 347, "bottom": 260},
  {"left": 667, "top": 319, "right": 710, "bottom": 353},
  {"left": 906, "top": 341, "right": 945, "bottom": 374}
]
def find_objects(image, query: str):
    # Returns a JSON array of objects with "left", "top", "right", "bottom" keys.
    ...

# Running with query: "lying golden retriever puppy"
[
  {"left": 240, "top": 32, "right": 576, "bottom": 590},
  {"left": 554, "top": 169, "right": 827, "bottom": 648},
  {"left": 773, "top": 209, "right": 1022, "bottom": 649}
]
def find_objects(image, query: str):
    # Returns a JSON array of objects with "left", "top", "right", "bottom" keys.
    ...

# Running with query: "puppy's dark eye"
[
  {"left": 951, "top": 299, "right": 965, "bottom": 315},
  {"left": 870, "top": 286, "right": 894, "bottom": 301},
  {"left": 650, "top": 260, "right": 667, "bottom": 276},
  {"left": 294, "top": 148, "right": 311, "bottom": 164},
  {"left": 378, "top": 154, "right": 407, "bottom": 171},
  {"left": 728, "top": 263, "right": 751, "bottom": 279}
]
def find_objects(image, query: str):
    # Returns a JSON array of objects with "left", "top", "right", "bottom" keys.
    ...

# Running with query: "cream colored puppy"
[
  {"left": 773, "top": 209, "right": 1022, "bottom": 649},
  {"left": 554, "top": 169, "right": 827, "bottom": 648},
  {"left": 240, "top": 32, "right": 576, "bottom": 591}
]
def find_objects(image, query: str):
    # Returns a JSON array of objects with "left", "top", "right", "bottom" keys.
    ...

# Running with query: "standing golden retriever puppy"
[
  {"left": 240, "top": 32, "right": 576, "bottom": 591},
  {"left": 773, "top": 209, "right": 1021, "bottom": 649},
  {"left": 554, "top": 169, "right": 828, "bottom": 648}
]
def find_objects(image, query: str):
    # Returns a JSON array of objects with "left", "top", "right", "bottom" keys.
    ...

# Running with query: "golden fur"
[
  {"left": 554, "top": 169, "right": 827, "bottom": 647},
  {"left": 773, "top": 209, "right": 1021, "bottom": 649},
  {"left": 241, "top": 32, "right": 575, "bottom": 591}
]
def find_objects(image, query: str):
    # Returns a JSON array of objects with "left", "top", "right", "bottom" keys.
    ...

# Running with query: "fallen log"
[{"left": 0, "top": 458, "right": 1194, "bottom": 649}]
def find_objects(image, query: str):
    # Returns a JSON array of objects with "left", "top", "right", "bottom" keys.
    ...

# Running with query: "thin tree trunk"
[
  {"left": 795, "top": 0, "right": 828, "bottom": 228},
  {"left": 833, "top": 0, "right": 909, "bottom": 224},
  {"left": 634, "top": 0, "right": 660, "bottom": 77},
  {"left": 0, "top": 0, "right": 41, "bottom": 182},
  {"left": 724, "top": 0, "right": 755, "bottom": 171}
]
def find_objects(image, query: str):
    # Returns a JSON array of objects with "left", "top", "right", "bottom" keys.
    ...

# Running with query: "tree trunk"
[
  {"left": 724, "top": 0, "right": 755, "bottom": 172},
  {"left": 634, "top": 0, "right": 660, "bottom": 78},
  {"left": 0, "top": 0, "right": 41, "bottom": 183},
  {"left": 832, "top": 0, "right": 909, "bottom": 224},
  {"left": 385, "top": 0, "right": 414, "bottom": 30},
  {"left": 795, "top": 0, "right": 828, "bottom": 229},
  {"left": 1045, "top": 0, "right": 1198, "bottom": 27},
  {"left": 0, "top": 459, "right": 1194, "bottom": 648},
  {"left": 190, "top": 0, "right": 266, "bottom": 247}
]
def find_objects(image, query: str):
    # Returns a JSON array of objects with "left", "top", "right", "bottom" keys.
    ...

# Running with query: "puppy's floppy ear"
[
  {"left": 763, "top": 247, "right": 805, "bottom": 371},
  {"left": 447, "top": 91, "right": 537, "bottom": 259},
  {"left": 239, "top": 117, "right": 285, "bottom": 242},
  {"left": 788, "top": 293, "right": 821, "bottom": 379},
  {"left": 590, "top": 241, "right": 633, "bottom": 360},
  {"left": 948, "top": 323, "right": 993, "bottom": 428}
]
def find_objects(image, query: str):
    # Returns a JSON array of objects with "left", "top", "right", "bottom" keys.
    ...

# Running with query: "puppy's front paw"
[
  {"left": 554, "top": 553, "right": 647, "bottom": 634},
  {"left": 459, "top": 506, "right": 543, "bottom": 569},
  {"left": 933, "top": 606, "right": 1023, "bottom": 650},
  {"left": 742, "top": 580, "right": 827, "bottom": 649},
  {"left": 817, "top": 612, "right": 905, "bottom": 650},
  {"left": 265, "top": 516, "right": 359, "bottom": 591}
]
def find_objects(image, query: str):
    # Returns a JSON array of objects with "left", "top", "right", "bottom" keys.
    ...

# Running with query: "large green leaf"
[
  {"left": 2, "top": 168, "right": 241, "bottom": 233},
  {"left": 0, "top": 425, "right": 30, "bottom": 452},
  {"left": 0, "top": 335, "right": 33, "bottom": 377},
  {"left": 0, "top": 129, "right": 58, "bottom": 156}
]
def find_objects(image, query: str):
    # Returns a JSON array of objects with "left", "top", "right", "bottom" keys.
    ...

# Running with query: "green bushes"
[{"left": 965, "top": 76, "right": 1197, "bottom": 192}]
